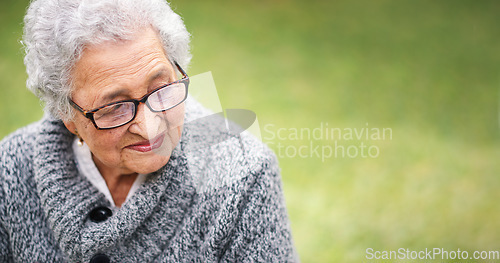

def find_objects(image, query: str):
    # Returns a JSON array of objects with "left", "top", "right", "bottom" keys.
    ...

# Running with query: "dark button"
[
  {"left": 88, "top": 206, "right": 112, "bottom": 223},
  {"left": 90, "top": 253, "right": 110, "bottom": 263}
]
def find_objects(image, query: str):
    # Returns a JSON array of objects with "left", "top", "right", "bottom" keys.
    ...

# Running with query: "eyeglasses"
[{"left": 69, "top": 61, "right": 189, "bottom": 130}]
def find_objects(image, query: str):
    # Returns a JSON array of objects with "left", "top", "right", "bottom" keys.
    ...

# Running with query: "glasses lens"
[
  {"left": 147, "top": 82, "right": 186, "bottom": 111},
  {"left": 94, "top": 102, "right": 135, "bottom": 128}
]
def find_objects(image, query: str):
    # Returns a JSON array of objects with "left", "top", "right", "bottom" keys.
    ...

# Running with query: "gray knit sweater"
[{"left": 0, "top": 98, "right": 297, "bottom": 262}]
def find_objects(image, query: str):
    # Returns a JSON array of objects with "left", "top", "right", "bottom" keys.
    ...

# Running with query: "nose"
[{"left": 127, "top": 102, "right": 163, "bottom": 139}]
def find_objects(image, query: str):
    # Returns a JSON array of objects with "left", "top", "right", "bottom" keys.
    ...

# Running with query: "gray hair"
[{"left": 23, "top": 0, "right": 191, "bottom": 121}]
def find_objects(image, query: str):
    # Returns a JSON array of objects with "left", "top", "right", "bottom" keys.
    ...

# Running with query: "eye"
[
  {"left": 95, "top": 103, "right": 132, "bottom": 121},
  {"left": 100, "top": 104, "right": 122, "bottom": 115},
  {"left": 147, "top": 83, "right": 186, "bottom": 110}
]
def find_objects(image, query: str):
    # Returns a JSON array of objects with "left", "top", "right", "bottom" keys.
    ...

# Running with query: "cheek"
[
  {"left": 161, "top": 103, "right": 185, "bottom": 132},
  {"left": 168, "top": 106, "right": 185, "bottom": 143},
  {"left": 86, "top": 129, "right": 125, "bottom": 156},
  {"left": 152, "top": 105, "right": 185, "bottom": 156}
]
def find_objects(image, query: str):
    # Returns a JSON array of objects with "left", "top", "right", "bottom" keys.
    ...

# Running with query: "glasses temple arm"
[
  {"left": 69, "top": 99, "right": 86, "bottom": 114},
  {"left": 174, "top": 61, "right": 188, "bottom": 78}
]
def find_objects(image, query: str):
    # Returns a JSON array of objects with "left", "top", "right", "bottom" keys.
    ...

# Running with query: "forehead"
[{"left": 70, "top": 28, "right": 173, "bottom": 104}]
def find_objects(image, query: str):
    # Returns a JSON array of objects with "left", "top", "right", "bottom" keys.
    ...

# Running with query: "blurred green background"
[{"left": 1, "top": 0, "right": 499, "bottom": 262}]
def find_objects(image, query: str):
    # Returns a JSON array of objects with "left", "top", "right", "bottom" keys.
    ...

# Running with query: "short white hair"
[{"left": 23, "top": 0, "right": 191, "bottom": 121}]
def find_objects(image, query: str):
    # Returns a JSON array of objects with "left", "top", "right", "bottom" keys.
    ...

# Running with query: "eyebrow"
[
  {"left": 100, "top": 88, "right": 129, "bottom": 103},
  {"left": 149, "top": 66, "right": 171, "bottom": 83}
]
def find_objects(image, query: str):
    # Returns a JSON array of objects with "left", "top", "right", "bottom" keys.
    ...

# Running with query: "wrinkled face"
[{"left": 64, "top": 28, "right": 184, "bottom": 176}]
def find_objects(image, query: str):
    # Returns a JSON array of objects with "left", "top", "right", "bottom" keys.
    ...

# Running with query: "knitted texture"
[{"left": 0, "top": 98, "right": 298, "bottom": 262}]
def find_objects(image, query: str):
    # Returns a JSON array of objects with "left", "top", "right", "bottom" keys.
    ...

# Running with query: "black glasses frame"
[{"left": 69, "top": 61, "right": 189, "bottom": 130}]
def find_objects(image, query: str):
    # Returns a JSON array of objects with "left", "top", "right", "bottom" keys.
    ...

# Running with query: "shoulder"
[
  {"left": 0, "top": 114, "right": 66, "bottom": 150},
  {"left": 0, "top": 118, "right": 45, "bottom": 224},
  {"left": 1, "top": 120, "right": 41, "bottom": 169},
  {"left": 1, "top": 114, "right": 60, "bottom": 151},
  {"left": 0, "top": 114, "right": 70, "bottom": 209},
  {"left": 181, "top": 97, "right": 279, "bottom": 193},
  {"left": 0, "top": 115, "right": 66, "bottom": 182}
]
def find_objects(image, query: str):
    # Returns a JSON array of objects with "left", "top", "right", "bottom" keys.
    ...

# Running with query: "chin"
[
  {"left": 127, "top": 136, "right": 178, "bottom": 174},
  {"left": 128, "top": 155, "right": 171, "bottom": 175}
]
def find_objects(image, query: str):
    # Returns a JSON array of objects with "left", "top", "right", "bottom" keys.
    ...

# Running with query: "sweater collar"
[{"left": 32, "top": 116, "right": 194, "bottom": 261}]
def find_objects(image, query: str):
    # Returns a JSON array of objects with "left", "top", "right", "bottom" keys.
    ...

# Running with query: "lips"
[{"left": 126, "top": 133, "right": 165, "bottom": 153}]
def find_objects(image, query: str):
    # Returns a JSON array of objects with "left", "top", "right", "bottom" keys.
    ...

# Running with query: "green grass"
[
  {"left": 0, "top": 0, "right": 44, "bottom": 133},
  {"left": 1, "top": 0, "right": 499, "bottom": 262}
]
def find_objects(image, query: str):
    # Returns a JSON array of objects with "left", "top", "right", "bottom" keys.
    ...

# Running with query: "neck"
[
  {"left": 104, "top": 172, "right": 138, "bottom": 207},
  {"left": 92, "top": 156, "right": 138, "bottom": 207}
]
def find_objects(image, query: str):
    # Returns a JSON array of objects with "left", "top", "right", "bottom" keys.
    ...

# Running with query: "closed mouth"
[{"left": 126, "top": 133, "right": 165, "bottom": 153}]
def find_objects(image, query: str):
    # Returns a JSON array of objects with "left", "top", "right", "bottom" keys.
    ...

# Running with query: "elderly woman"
[{"left": 0, "top": 0, "right": 297, "bottom": 262}]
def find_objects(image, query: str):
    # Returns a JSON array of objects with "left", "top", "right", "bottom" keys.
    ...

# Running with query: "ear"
[{"left": 63, "top": 120, "right": 77, "bottom": 135}]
